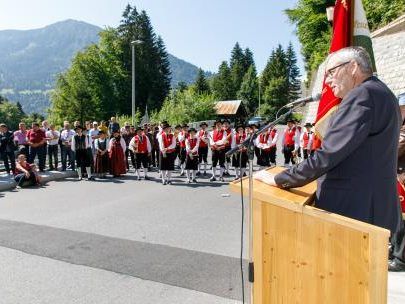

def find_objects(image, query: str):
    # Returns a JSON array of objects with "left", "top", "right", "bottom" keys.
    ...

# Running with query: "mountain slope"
[{"left": 0, "top": 20, "right": 209, "bottom": 114}]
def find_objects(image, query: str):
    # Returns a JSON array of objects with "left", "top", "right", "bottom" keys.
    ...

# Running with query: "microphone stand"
[{"left": 226, "top": 101, "right": 304, "bottom": 303}]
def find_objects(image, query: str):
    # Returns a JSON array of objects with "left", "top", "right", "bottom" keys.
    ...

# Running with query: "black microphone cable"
[{"left": 238, "top": 149, "right": 245, "bottom": 304}]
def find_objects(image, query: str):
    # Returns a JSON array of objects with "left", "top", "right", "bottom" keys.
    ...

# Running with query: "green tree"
[
  {"left": 286, "top": 42, "right": 301, "bottom": 102},
  {"left": 229, "top": 42, "right": 246, "bottom": 96},
  {"left": 153, "top": 88, "right": 217, "bottom": 125},
  {"left": 49, "top": 5, "right": 171, "bottom": 124},
  {"left": 0, "top": 102, "right": 25, "bottom": 129},
  {"left": 285, "top": 0, "right": 405, "bottom": 80},
  {"left": 237, "top": 65, "right": 258, "bottom": 115},
  {"left": 193, "top": 68, "right": 211, "bottom": 94},
  {"left": 261, "top": 45, "right": 290, "bottom": 118},
  {"left": 212, "top": 61, "right": 235, "bottom": 100},
  {"left": 243, "top": 48, "right": 255, "bottom": 72}
]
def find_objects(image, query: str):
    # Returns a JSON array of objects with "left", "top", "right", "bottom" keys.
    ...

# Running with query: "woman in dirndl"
[
  {"left": 108, "top": 130, "right": 127, "bottom": 177},
  {"left": 94, "top": 130, "right": 109, "bottom": 178}
]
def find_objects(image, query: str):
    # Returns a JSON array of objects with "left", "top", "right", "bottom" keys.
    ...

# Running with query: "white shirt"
[
  {"left": 88, "top": 128, "right": 100, "bottom": 144},
  {"left": 300, "top": 131, "right": 313, "bottom": 150},
  {"left": 185, "top": 136, "right": 200, "bottom": 154},
  {"left": 46, "top": 130, "right": 60, "bottom": 146},
  {"left": 158, "top": 132, "right": 177, "bottom": 151},
  {"left": 209, "top": 129, "right": 226, "bottom": 146},
  {"left": 129, "top": 134, "right": 152, "bottom": 153},
  {"left": 255, "top": 131, "right": 278, "bottom": 149},
  {"left": 60, "top": 129, "right": 76, "bottom": 146}
]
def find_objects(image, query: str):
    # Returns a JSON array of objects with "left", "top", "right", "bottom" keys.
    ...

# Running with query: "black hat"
[
  {"left": 304, "top": 122, "right": 313, "bottom": 128},
  {"left": 74, "top": 125, "right": 83, "bottom": 131},
  {"left": 182, "top": 124, "right": 189, "bottom": 128},
  {"left": 174, "top": 124, "right": 181, "bottom": 129},
  {"left": 222, "top": 119, "right": 230, "bottom": 124},
  {"left": 189, "top": 127, "right": 197, "bottom": 133},
  {"left": 136, "top": 126, "right": 143, "bottom": 132},
  {"left": 214, "top": 119, "right": 223, "bottom": 125},
  {"left": 199, "top": 122, "right": 208, "bottom": 127},
  {"left": 287, "top": 118, "right": 295, "bottom": 123},
  {"left": 236, "top": 125, "right": 245, "bottom": 130},
  {"left": 162, "top": 123, "right": 171, "bottom": 129},
  {"left": 249, "top": 123, "right": 258, "bottom": 128}
]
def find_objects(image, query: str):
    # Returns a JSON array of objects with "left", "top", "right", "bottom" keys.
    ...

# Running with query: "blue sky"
[{"left": 0, "top": 0, "right": 304, "bottom": 74}]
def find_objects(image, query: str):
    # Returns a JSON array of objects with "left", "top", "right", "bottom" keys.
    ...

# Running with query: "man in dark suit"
[{"left": 255, "top": 47, "right": 402, "bottom": 246}]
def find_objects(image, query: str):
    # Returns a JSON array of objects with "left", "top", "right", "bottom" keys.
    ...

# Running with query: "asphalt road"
[
  {"left": 0, "top": 169, "right": 248, "bottom": 304},
  {"left": 0, "top": 139, "right": 404, "bottom": 303}
]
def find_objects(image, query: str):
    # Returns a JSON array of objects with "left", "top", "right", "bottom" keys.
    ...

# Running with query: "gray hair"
[{"left": 328, "top": 47, "right": 373, "bottom": 75}]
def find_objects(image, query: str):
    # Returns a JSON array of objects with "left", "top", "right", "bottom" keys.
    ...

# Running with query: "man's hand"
[{"left": 253, "top": 170, "right": 277, "bottom": 186}]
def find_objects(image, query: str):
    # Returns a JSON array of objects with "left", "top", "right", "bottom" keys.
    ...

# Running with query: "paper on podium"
[{"left": 229, "top": 166, "right": 317, "bottom": 211}]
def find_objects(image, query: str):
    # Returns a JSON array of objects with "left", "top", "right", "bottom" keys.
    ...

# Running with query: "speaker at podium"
[{"left": 230, "top": 166, "right": 389, "bottom": 304}]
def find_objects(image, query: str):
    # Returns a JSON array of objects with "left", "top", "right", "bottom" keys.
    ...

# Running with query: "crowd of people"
[{"left": 0, "top": 116, "right": 321, "bottom": 187}]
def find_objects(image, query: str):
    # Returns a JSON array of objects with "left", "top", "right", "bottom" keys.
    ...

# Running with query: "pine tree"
[
  {"left": 243, "top": 48, "right": 255, "bottom": 72},
  {"left": 261, "top": 45, "right": 289, "bottom": 117},
  {"left": 16, "top": 101, "right": 25, "bottom": 115},
  {"left": 194, "top": 68, "right": 210, "bottom": 94},
  {"left": 237, "top": 65, "right": 258, "bottom": 115},
  {"left": 285, "top": 42, "right": 301, "bottom": 102},
  {"left": 229, "top": 42, "right": 246, "bottom": 97},
  {"left": 212, "top": 61, "right": 234, "bottom": 100}
]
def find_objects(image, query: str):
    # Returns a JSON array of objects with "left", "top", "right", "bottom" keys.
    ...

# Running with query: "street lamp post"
[
  {"left": 131, "top": 40, "right": 143, "bottom": 126},
  {"left": 258, "top": 76, "right": 261, "bottom": 117}
]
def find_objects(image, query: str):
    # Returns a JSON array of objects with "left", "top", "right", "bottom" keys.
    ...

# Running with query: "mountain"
[{"left": 0, "top": 19, "right": 209, "bottom": 114}]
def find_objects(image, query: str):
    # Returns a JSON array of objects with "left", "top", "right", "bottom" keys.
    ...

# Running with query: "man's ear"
[{"left": 351, "top": 61, "right": 359, "bottom": 76}]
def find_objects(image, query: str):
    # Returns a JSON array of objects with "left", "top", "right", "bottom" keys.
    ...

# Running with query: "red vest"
[
  {"left": 135, "top": 134, "right": 148, "bottom": 153},
  {"left": 198, "top": 129, "right": 208, "bottom": 147},
  {"left": 284, "top": 127, "right": 296, "bottom": 146},
  {"left": 162, "top": 133, "right": 175, "bottom": 152},
  {"left": 223, "top": 128, "right": 232, "bottom": 146},
  {"left": 302, "top": 132, "right": 312, "bottom": 149},
  {"left": 259, "top": 133, "right": 269, "bottom": 144},
  {"left": 312, "top": 134, "right": 321, "bottom": 151},
  {"left": 179, "top": 131, "right": 188, "bottom": 148},
  {"left": 188, "top": 138, "right": 198, "bottom": 155},
  {"left": 235, "top": 133, "right": 246, "bottom": 144},
  {"left": 213, "top": 129, "right": 225, "bottom": 149}
]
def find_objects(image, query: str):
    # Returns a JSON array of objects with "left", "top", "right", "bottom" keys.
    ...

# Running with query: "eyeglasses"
[{"left": 325, "top": 61, "right": 350, "bottom": 78}]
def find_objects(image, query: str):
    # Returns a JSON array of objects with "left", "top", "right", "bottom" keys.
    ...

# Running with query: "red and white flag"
[{"left": 314, "top": 0, "right": 376, "bottom": 139}]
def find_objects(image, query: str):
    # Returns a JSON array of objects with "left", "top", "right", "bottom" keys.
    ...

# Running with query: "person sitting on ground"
[{"left": 14, "top": 154, "right": 41, "bottom": 188}]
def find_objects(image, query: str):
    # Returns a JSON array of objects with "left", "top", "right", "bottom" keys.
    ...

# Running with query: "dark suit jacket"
[{"left": 275, "top": 76, "right": 401, "bottom": 234}]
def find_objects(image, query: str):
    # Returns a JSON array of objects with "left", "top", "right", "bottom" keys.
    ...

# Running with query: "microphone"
[{"left": 284, "top": 93, "right": 321, "bottom": 108}]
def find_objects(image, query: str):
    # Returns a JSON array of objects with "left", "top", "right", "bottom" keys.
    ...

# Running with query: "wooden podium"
[{"left": 230, "top": 167, "right": 390, "bottom": 304}]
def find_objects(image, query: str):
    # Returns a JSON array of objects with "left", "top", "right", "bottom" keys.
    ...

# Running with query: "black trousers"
[
  {"left": 125, "top": 148, "right": 135, "bottom": 169},
  {"left": 2, "top": 151, "right": 16, "bottom": 173},
  {"left": 28, "top": 145, "right": 46, "bottom": 171},
  {"left": 151, "top": 148, "right": 159, "bottom": 167},
  {"left": 198, "top": 146, "right": 208, "bottom": 163},
  {"left": 269, "top": 147, "right": 276, "bottom": 164},
  {"left": 283, "top": 145, "right": 296, "bottom": 165},
  {"left": 303, "top": 149, "right": 311, "bottom": 159},
  {"left": 212, "top": 149, "right": 225, "bottom": 168},
  {"left": 48, "top": 144, "right": 58, "bottom": 169},
  {"left": 391, "top": 201, "right": 405, "bottom": 262}
]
